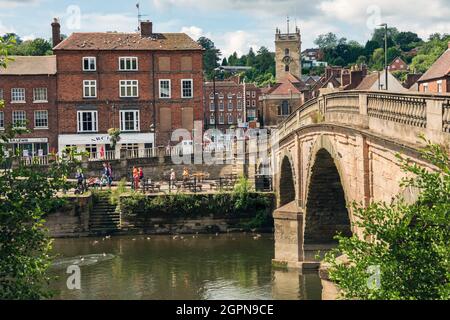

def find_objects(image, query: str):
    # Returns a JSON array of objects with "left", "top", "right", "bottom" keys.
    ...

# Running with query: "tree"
[
  {"left": 324, "top": 137, "right": 450, "bottom": 300},
  {"left": 197, "top": 37, "right": 221, "bottom": 80},
  {"left": 394, "top": 31, "right": 422, "bottom": 51},
  {"left": 0, "top": 37, "right": 78, "bottom": 299},
  {"left": 371, "top": 27, "right": 398, "bottom": 49},
  {"left": 314, "top": 32, "right": 339, "bottom": 49},
  {"left": 371, "top": 48, "right": 385, "bottom": 71},
  {"left": 364, "top": 40, "right": 380, "bottom": 57}
]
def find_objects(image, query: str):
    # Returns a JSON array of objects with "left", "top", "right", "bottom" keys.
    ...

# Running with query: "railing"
[
  {"left": 20, "top": 155, "right": 49, "bottom": 166},
  {"left": 367, "top": 93, "right": 427, "bottom": 128},
  {"left": 277, "top": 90, "right": 450, "bottom": 144},
  {"left": 325, "top": 92, "right": 360, "bottom": 114}
]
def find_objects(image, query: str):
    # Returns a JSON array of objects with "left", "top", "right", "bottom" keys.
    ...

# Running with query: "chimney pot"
[
  {"left": 140, "top": 21, "right": 153, "bottom": 37},
  {"left": 51, "top": 18, "right": 62, "bottom": 48}
]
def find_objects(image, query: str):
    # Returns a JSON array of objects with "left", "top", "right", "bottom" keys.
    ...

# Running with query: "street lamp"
[{"left": 378, "top": 23, "right": 388, "bottom": 90}]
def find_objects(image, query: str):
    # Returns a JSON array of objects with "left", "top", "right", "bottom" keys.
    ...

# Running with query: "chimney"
[
  {"left": 140, "top": 21, "right": 153, "bottom": 37},
  {"left": 51, "top": 18, "right": 62, "bottom": 47}
]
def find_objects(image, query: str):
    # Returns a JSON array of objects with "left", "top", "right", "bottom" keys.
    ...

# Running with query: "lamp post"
[{"left": 378, "top": 23, "right": 388, "bottom": 90}]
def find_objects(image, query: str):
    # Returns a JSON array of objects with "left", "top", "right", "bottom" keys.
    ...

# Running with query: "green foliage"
[
  {"left": 120, "top": 189, "right": 274, "bottom": 229},
  {"left": 9, "top": 38, "right": 53, "bottom": 56},
  {"left": 0, "top": 128, "right": 79, "bottom": 299},
  {"left": 107, "top": 128, "right": 121, "bottom": 149},
  {"left": 324, "top": 138, "right": 450, "bottom": 300},
  {"left": 110, "top": 178, "right": 127, "bottom": 205},
  {"left": 197, "top": 37, "right": 221, "bottom": 80}
]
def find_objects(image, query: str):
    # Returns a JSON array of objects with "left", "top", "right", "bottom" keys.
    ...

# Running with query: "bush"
[
  {"left": 119, "top": 191, "right": 274, "bottom": 228},
  {"left": 324, "top": 137, "right": 450, "bottom": 300}
]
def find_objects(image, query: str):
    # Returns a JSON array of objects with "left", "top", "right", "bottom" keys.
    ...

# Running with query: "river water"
[{"left": 49, "top": 234, "right": 322, "bottom": 300}]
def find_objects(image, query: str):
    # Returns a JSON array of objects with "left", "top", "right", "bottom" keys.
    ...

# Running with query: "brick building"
[
  {"left": 0, "top": 56, "right": 57, "bottom": 156},
  {"left": 388, "top": 56, "right": 409, "bottom": 72},
  {"left": 203, "top": 79, "right": 261, "bottom": 130},
  {"left": 52, "top": 20, "right": 204, "bottom": 156},
  {"left": 417, "top": 42, "right": 450, "bottom": 93}
]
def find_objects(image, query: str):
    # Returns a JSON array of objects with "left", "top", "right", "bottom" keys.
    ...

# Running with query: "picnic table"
[{"left": 142, "top": 179, "right": 161, "bottom": 193}]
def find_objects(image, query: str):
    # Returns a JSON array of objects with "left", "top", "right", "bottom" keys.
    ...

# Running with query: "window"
[
  {"left": 120, "top": 110, "right": 140, "bottom": 132},
  {"left": 227, "top": 93, "right": 233, "bottom": 99},
  {"left": 77, "top": 111, "right": 98, "bottom": 132},
  {"left": 83, "top": 57, "right": 96, "bottom": 71},
  {"left": 83, "top": 80, "right": 97, "bottom": 98},
  {"left": 119, "top": 57, "right": 138, "bottom": 71},
  {"left": 237, "top": 113, "right": 243, "bottom": 123},
  {"left": 285, "top": 48, "right": 290, "bottom": 55},
  {"left": 159, "top": 79, "right": 171, "bottom": 98},
  {"left": 228, "top": 100, "right": 233, "bottom": 110},
  {"left": 33, "top": 88, "right": 48, "bottom": 102},
  {"left": 34, "top": 110, "right": 48, "bottom": 128},
  {"left": 219, "top": 100, "right": 224, "bottom": 111},
  {"left": 0, "top": 111, "right": 4, "bottom": 129},
  {"left": 246, "top": 100, "right": 250, "bottom": 107},
  {"left": 12, "top": 111, "right": 26, "bottom": 128},
  {"left": 210, "top": 101, "right": 215, "bottom": 111},
  {"left": 252, "top": 100, "right": 256, "bottom": 107},
  {"left": 209, "top": 113, "right": 215, "bottom": 125},
  {"left": 120, "top": 80, "right": 139, "bottom": 98},
  {"left": 227, "top": 113, "right": 233, "bottom": 124},
  {"left": 219, "top": 113, "right": 224, "bottom": 124},
  {"left": 237, "top": 92, "right": 242, "bottom": 99},
  {"left": 279, "top": 100, "right": 290, "bottom": 116},
  {"left": 181, "top": 79, "right": 193, "bottom": 98},
  {"left": 248, "top": 109, "right": 256, "bottom": 118},
  {"left": 219, "top": 93, "right": 224, "bottom": 99},
  {"left": 285, "top": 65, "right": 290, "bottom": 72},
  {"left": 237, "top": 100, "right": 243, "bottom": 110},
  {"left": 12, "top": 88, "right": 26, "bottom": 102},
  {"left": 437, "top": 80, "right": 443, "bottom": 93},
  {"left": 209, "top": 92, "right": 214, "bottom": 99},
  {"left": 252, "top": 91, "right": 256, "bottom": 98},
  {"left": 246, "top": 91, "right": 250, "bottom": 98},
  {"left": 423, "top": 83, "right": 429, "bottom": 92},
  {"left": 0, "top": 89, "right": 3, "bottom": 100}
]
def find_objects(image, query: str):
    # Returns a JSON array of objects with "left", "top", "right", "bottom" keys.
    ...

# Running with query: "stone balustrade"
[{"left": 277, "top": 90, "right": 450, "bottom": 146}]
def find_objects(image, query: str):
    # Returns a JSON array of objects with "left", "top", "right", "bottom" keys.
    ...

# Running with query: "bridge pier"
[{"left": 272, "top": 201, "right": 321, "bottom": 270}]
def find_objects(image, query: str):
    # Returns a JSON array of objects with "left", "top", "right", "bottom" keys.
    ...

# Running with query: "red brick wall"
[
  {"left": 55, "top": 49, "right": 203, "bottom": 146},
  {"left": 0, "top": 75, "right": 58, "bottom": 151},
  {"left": 418, "top": 77, "right": 449, "bottom": 93},
  {"left": 203, "top": 82, "right": 261, "bottom": 130}
]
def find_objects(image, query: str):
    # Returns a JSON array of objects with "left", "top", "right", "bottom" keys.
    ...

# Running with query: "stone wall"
[
  {"left": 81, "top": 155, "right": 236, "bottom": 181},
  {"left": 45, "top": 195, "right": 91, "bottom": 237}
]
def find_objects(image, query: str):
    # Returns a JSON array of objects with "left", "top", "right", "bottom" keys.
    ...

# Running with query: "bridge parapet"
[{"left": 277, "top": 90, "right": 450, "bottom": 147}]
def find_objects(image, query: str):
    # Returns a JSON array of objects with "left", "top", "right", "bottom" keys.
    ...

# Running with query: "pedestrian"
[
  {"left": 108, "top": 163, "right": 113, "bottom": 187},
  {"left": 132, "top": 166, "right": 139, "bottom": 190},
  {"left": 169, "top": 168, "right": 176, "bottom": 191},
  {"left": 182, "top": 167, "right": 189, "bottom": 183}
]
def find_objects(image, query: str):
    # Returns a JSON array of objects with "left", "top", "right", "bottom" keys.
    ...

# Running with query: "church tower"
[{"left": 275, "top": 18, "right": 302, "bottom": 82}]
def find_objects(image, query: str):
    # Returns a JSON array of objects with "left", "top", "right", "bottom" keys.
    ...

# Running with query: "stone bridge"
[{"left": 271, "top": 90, "right": 450, "bottom": 269}]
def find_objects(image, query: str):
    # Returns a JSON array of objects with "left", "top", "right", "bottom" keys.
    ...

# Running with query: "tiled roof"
[
  {"left": 268, "top": 79, "right": 302, "bottom": 95},
  {"left": 0, "top": 55, "right": 56, "bottom": 75},
  {"left": 418, "top": 49, "right": 450, "bottom": 82},
  {"left": 356, "top": 73, "right": 379, "bottom": 90},
  {"left": 54, "top": 32, "right": 203, "bottom": 51},
  {"left": 204, "top": 81, "right": 239, "bottom": 87}
]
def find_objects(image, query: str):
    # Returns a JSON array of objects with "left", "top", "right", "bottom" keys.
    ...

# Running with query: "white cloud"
[
  {"left": 0, "top": 0, "right": 39, "bottom": 9},
  {"left": 22, "top": 34, "right": 35, "bottom": 41},
  {"left": 180, "top": 26, "right": 204, "bottom": 41}
]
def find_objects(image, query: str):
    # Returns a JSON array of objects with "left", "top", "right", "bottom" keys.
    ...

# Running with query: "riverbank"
[{"left": 45, "top": 191, "right": 275, "bottom": 238}]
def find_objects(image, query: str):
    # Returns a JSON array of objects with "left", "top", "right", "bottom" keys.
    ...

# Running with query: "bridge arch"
[
  {"left": 304, "top": 135, "right": 352, "bottom": 245},
  {"left": 278, "top": 154, "right": 296, "bottom": 207}
]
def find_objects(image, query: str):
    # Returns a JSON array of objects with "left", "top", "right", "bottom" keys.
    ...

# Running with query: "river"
[{"left": 49, "top": 234, "right": 322, "bottom": 300}]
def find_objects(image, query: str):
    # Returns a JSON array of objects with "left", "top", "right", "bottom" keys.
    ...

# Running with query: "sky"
[{"left": 1, "top": 0, "right": 450, "bottom": 59}]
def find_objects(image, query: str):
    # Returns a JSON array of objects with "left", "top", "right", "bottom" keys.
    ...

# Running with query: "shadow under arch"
[
  {"left": 304, "top": 148, "right": 352, "bottom": 245},
  {"left": 279, "top": 155, "right": 296, "bottom": 207}
]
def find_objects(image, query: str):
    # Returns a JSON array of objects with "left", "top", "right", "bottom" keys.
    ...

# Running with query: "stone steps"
[{"left": 89, "top": 194, "right": 121, "bottom": 235}]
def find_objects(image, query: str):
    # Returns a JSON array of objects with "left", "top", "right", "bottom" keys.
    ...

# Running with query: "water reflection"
[{"left": 49, "top": 234, "right": 322, "bottom": 300}]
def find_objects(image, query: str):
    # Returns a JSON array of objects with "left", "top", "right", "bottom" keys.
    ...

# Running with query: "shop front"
[
  {"left": 58, "top": 132, "right": 155, "bottom": 160},
  {"left": 7, "top": 138, "right": 49, "bottom": 157}
]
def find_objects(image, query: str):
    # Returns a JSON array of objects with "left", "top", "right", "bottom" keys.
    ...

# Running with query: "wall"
[
  {"left": 81, "top": 155, "right": 236, "bottom": 181},
  {"left": 45, "top": 195, "right": 91, "bottom": 237}
]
